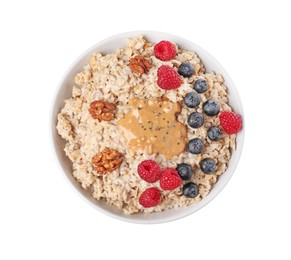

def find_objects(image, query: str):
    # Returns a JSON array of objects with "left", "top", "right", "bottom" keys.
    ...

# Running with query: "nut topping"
[
  {"left": 129, "top": 55, "right": 152, "bottom": 75},
  {"left": 143, "top": 42, "right": 152, "bottom": 49},
  {"left": 91, "top": 148, "right": 123, "bottom": 174},
  {"left": 89, "top": 100, "right": 116, "bottom": 121}
]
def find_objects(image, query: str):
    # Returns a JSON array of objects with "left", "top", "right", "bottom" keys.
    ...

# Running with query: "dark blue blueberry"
[
  {"left": 184, "top": 92, "right": 200, "bottom": 108},
  {"left": 178, "top": 63, "right": 194, "bottom": 77},
  {"left": 188, "top": 138, "right": 204, "bottom": 154},
  {"left": 183, "top": 182, "right": 199, "bottom": 198},
  {"left": 200, "top": 158, "right": 216, "bottom": 174},
  {"left": 187, "top": 112, "right": 204, "bottom": 128},
  {"left": 207, "top": 126, "right": 222, "bottom": 141},
  {"left": 176, "top": 163, "right": 193, "bottom": 180},
  {"left": 193, "top": 79, "right": 208, "bottom": 93},
  {"left": 203, "top": 100, "right": 220, "bottom": 116}
]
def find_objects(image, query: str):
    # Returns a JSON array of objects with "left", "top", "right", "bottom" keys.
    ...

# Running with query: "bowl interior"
[{"left": 51, "top": 31, "right": 244, "bottom": 224}]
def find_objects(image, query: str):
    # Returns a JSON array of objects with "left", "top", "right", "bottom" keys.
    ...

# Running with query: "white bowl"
[{"left": 50, "top": 31, "right": 244, "bottom": 224}]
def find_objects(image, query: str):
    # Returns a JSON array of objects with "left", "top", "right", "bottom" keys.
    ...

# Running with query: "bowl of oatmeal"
[{"left": 51, "top": 31, "right": 244, "bottom": 223}]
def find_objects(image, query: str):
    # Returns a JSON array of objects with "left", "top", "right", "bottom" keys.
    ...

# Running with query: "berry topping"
[
  {"left": 157, "top": 65, "right": 182, "bottom": 90},
  {"left": 203, "top": 100, "right": 220, "bottom": 116},
  {"left": 184, "top": 92, "right": 200, "bottom": 108},
  {"left": 193, "top": 79, "right": 208, "bottom": 93},
  {"left": 139, "top": 187, "right": 161, "bottom": 208},
  {"left": 219, "top": 111, "right": 242, "bottom": 134},
  {"left": 178, "top": 62, "right": 194, "bottom": 77},
  {"left": 200, "top": 158, "right": 216, "bottom": 174},
  {"left": 137, "top": 160, "right": 161, "bottom": 183},
  {"left": 207, "top": 126, "right": 222, "bottom": 141},
  {"left": 154, "top": 40, "right": 177, "bottom": 61},
  {"left": 176, "top": 163, "right": 193, "bottom": 180},
  {"left": 160, "top": 168, "right": 182, "bottom": 190},
  {"left": 183, "top": 182, "right": 199, "bottom": 198},
  {"left": 188, "top": 138, "right": 204, "bottom": 154},
  {"left": 187, "top": 112, "right": 204, "bottom": 128}
]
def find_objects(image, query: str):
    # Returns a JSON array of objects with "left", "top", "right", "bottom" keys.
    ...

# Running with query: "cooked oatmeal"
[{"left": 57, "top": 35, "right": 237, "bottom": 214}]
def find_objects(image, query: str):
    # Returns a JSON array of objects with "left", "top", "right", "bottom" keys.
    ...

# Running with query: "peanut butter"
[{"left": 117, "top": 98, "right": 187, "bottom": 159}]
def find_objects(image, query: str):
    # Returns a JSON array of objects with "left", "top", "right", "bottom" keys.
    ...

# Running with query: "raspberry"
[
  {"left": 160, "top": 168, "right": 182, "bottom": 190},
  {"left": 157, "top": 65, "right": 182, "bottom": 90},
  {"left": 138, "top": 160, "right": 161, "bottom": 183},
  {"left": 139, "top": 187, "right": 161, "bottom": 208},
  {"left": 219, "top": 111, "right": 242, "bottom": 134},
  {"left": 154, "top": 40, "right": 176, "bottom": 61}
]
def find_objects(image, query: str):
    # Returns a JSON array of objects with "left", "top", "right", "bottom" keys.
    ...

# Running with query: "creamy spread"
[{"left": 117, "top": 98, "right": 187, "bottom": 159}]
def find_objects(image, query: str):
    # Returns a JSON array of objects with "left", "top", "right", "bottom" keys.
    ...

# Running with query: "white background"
[{"left": 0, "top": 0, "right": 290, "bottom": 259}]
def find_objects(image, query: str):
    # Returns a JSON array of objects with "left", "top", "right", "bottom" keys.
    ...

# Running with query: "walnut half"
[
  {"left": 89, "top": 100, "right": 116, "bottom": 121},
  {"left": 91, "top": 148, "right": 123, "bottom": 174},
  {"left": 129, "top": 55, "right": 152, "bottom": 75}
]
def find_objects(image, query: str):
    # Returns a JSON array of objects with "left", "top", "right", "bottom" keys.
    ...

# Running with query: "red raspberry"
[
  {"left": 219, "top": 111, "right": 242, "bottom": 134},
  {"left": 157, "top": 65, "right": 182, "bottom": 90},
  {"left": 154, "top": 40, "right": 176, "bottom": 61},
  {"left": 160, "top": 168, "right": 182, "bottom": 190},
  {"left": 138, "top": 160, "right": 161, "bottom": 183},
  {"left": 139, "top": 187, "right": 161, "bottom": 208}
]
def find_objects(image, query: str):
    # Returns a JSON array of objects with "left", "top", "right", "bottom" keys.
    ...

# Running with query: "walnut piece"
[
  {"left": 129, "top": 55, "right": 152, "bottom": 75},
  {"left": 91, "top": 148, "right": 123, "bottom": 174},
  {"left": 89, "top": 100, "right": 116, "bottom": 121},
  {"left": 143, "top": 42, "right": 152, "bottom": 49}
]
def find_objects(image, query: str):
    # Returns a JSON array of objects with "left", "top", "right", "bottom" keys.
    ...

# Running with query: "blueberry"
[
  {"left": 178, "top": 63, "right": 194, "bottom": 77},
  {"left": 187, "top": 112, "right": 204, "bottom": 128},
  {"left": 207, "top": 126, "right": 222, "bottom": 141},
  {"left": 184, "top": 92, "right": 200, "bottom": 108},
  {"left": 188, "top": 138, "right": 204, "bottom": 154},
  {"left": 176, "top": 163, "right": 193, "bottom": 180},
  {"left": 203, "top": 100, "right": 220, "bottom": 116},
  {"left": 200, "top": 158, "right": 216, "bottom": 174},
  {"left": 183, "top": 182, "right": 199, "bottom": 198},
  {"left": 193, "top": 79, "right": 208, "bottom": 93}
]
